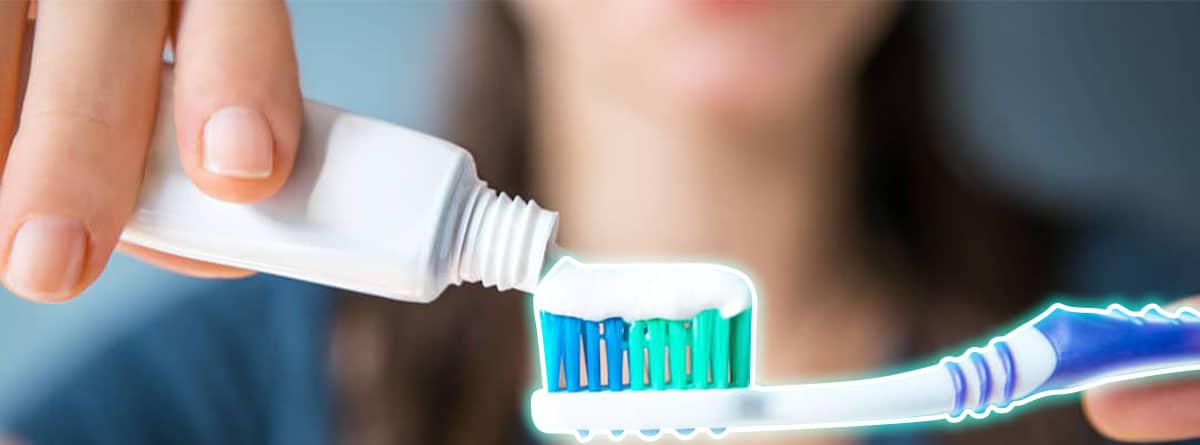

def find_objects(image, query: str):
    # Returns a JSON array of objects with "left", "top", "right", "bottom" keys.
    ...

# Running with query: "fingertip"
[
  {"left": 1081, "top": 390, "right": 1134, "bottom": 442},
  {"left": 188, "top": 174, "right": 288, "bottom": 204},
  {"left": 1, "top": 215, "right": 91, "bottom": 303},
  {"left": 117, "top": 242, "right": 257, "bottom": 279},
  {"left": 182, "top": 104, "right": 295, "bottom": 203},
  {"left": 170, "top": 0, "right": 301, "bottom": 205},
  {"left": 2, "top": 283, "right": 76, "bottom": 303},
  {"left": 202, "top": 106, "right": 275, "bottom": 179},
  {"left": 1083, "top": 380, "right": 1200, "bottom": 442},
  {"left": 7, "top": 288, "right": 77, "bottom": 304}
]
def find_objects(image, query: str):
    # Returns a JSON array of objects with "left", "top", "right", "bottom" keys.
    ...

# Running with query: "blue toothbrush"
[{"left": 529, "top": 259, "right": 1200, "bottom": 441}]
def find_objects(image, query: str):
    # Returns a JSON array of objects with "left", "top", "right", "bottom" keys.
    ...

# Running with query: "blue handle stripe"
[
  {"left": 969, "top": 352, "right": 991, "bottom": 413},
  {"left": 944, "top": 361, "right": 966, "bottom": 417},
  {"left": 994, "top": 341, "right": 1016, "bottom": 406}
]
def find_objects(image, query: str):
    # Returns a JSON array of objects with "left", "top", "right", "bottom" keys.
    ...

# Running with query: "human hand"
[
  {"left": 0, "top": 0, "right": 301, "bottom": 301},
  {"left": 1083, "top": 296, "right": 1200, "bottom": 442}
]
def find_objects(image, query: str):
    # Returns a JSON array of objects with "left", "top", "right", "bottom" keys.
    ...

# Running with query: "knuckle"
[{"left": 20, "top": 105, "right": 114, "bottom": 136}]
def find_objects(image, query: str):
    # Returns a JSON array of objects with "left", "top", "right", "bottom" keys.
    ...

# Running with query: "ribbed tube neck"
[{"left": 456, "top": 185, "right": 558, "bottom": 293}]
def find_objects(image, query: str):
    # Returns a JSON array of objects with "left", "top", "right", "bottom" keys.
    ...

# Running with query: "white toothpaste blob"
[{"left": 533, "top": 256, "right": 755, "bottom": 321}]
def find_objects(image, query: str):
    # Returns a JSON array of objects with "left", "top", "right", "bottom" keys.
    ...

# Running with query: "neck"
[
  {"left": 529, "top": 46, "right": 899, "bottom": 413},
  {"left": 531, "top": 51, "right": 856, "bottom": 264}
]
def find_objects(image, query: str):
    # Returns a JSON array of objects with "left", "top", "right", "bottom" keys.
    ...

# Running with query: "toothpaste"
[{"left": 533, "top": 256, "right": 755, "bottom": 321}]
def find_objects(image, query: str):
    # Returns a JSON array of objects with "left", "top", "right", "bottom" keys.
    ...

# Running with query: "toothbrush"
[{"left": 530, "top": 258, "right": 1200, "bottom": 441}]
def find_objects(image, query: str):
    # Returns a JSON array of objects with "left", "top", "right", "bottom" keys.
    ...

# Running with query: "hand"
[
  {"left": 1083, "top": 296, "right": 1200, "bottom": 442},
  {"left": 0, "top": 0, "right": 302, "bottom": 302}
]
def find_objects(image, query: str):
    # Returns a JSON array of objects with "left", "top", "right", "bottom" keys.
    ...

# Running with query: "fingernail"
[
  {"left": 6, "top": 216, "right": 86, "bottom": 300},
  {"left": 202, "top": 106, "right": 274, "bottom": 178}
]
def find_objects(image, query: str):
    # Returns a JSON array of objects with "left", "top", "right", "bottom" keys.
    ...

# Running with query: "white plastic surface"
[
  {"left": 531, "top": 327, "right": 1058, "bottom": 439},
  {"left": 122, "top": 72, "right": 557, "bottom": 302},
  {"left": 532, "top": 366, "right": 956, "bottom": 436}
]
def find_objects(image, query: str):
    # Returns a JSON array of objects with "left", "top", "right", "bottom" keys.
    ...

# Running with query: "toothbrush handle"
[{"left": 1033, "top": 305, "right": 1200, "bottom": 392}]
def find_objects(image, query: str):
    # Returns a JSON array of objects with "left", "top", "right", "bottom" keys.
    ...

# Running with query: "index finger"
[
  {"left": 171, "top": 0, "right": 301, "bottom": 203},
  {"left": 0, "top": 1, "right": 27, "bottom": 158}
]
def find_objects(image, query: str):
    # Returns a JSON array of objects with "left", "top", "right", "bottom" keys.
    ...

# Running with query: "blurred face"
[{"left": 517, "top": 0, "right": 897, "bottom": 126}]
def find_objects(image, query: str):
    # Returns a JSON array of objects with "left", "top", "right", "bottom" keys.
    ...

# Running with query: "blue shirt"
[{"left": 5, "top": 276, "right": 335, "bottom": 445}]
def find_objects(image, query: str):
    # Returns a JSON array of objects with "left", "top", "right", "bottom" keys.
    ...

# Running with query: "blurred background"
[{"left": 0, "top": 1, "right": 1198, "bottom": 444}]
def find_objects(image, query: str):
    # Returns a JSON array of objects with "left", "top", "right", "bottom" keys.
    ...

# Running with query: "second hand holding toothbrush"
[{"left": 531, "top": 257, "right": 1200, "bottom": 441}]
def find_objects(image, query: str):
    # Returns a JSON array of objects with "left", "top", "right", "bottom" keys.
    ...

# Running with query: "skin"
[{"left": 0, "top": 0, "right": 299, "bottom": 302}]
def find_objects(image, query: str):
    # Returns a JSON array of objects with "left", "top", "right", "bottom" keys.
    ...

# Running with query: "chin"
[{"left": 648, "top": 48, "right": 826, "bottom": 128}]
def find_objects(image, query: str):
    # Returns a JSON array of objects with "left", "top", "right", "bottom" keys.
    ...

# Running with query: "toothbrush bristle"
[{"left": 539, "top": 309, "right": 752, "bottom": 392}]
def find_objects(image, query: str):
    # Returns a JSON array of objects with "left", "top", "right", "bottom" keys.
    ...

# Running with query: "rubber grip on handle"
[{"left": 1033, "top": 304, "right": 1200, "bottom": 392}]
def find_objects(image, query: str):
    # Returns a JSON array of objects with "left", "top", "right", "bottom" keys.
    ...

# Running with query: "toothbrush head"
[
  {"left": 530, "top": 257, "right": 757, "bottom": 441},
  {"left": 533, "top": 269, "right": 1200, "bottom": 442}
]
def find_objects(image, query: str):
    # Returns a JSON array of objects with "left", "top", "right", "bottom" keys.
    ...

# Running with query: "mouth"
[{"left": 682, "top": 0, "right": 774, "bottom": 16}]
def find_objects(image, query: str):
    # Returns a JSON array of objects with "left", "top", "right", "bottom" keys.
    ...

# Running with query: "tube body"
[{"left": 122, "top": 84, "right": 556, "bottom": 302}]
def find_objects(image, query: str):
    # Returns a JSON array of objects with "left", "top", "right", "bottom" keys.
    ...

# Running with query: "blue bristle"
[
  {"left": 584, "top": 321, "right": 602, "bottom": 391},
  {"left": 603, "top": 318, "right": 625, "bottom": 391},
  {"left": 610, "top": 429, "right": 624, "bottom": 437},
  {"left": 577, "top": 430, "right": 590, "bottom": 439},
  {"left": 562, "top": 316, "right": 583, "bottom": 392},
  {"left": 640, "top": 429, "right": 660, "bottom": 437},
  {"left": 710, "top": 427, "right": 727, "bottom": 435},
  {"left": 676, "top": 428, "right": 695, "bottom": 436},
  {"left": 541, "top": 312, "right": 563, "bottom": 392}
]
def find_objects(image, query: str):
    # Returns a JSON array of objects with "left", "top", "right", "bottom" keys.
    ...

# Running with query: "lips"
[{"left": 683, "top": 0, "right": 773, "bottom": 16}]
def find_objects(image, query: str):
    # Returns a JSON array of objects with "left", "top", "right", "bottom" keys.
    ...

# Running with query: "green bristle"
[
  {"left": 712, "top": 315, "right": 731, "bottom": 388},
  {"left": 691, "top": 310, "right": 716, "bottom": 389},
  {"left": 647, "top": 320, "right": 668, "bottom": 389},
  {"left": 732, "top": 310, "right": 752, "bottom": 386},
  {"left": 668, "top": 321, "right": 690, "bottom": 388},
  {"left": 629, "top": 321, "right": 647, "bottom": 390}
]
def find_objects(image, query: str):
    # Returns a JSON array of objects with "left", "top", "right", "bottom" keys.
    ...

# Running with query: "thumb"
[{"left": 1082, "top": 295, "right": 1200, "bottom": 443}]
